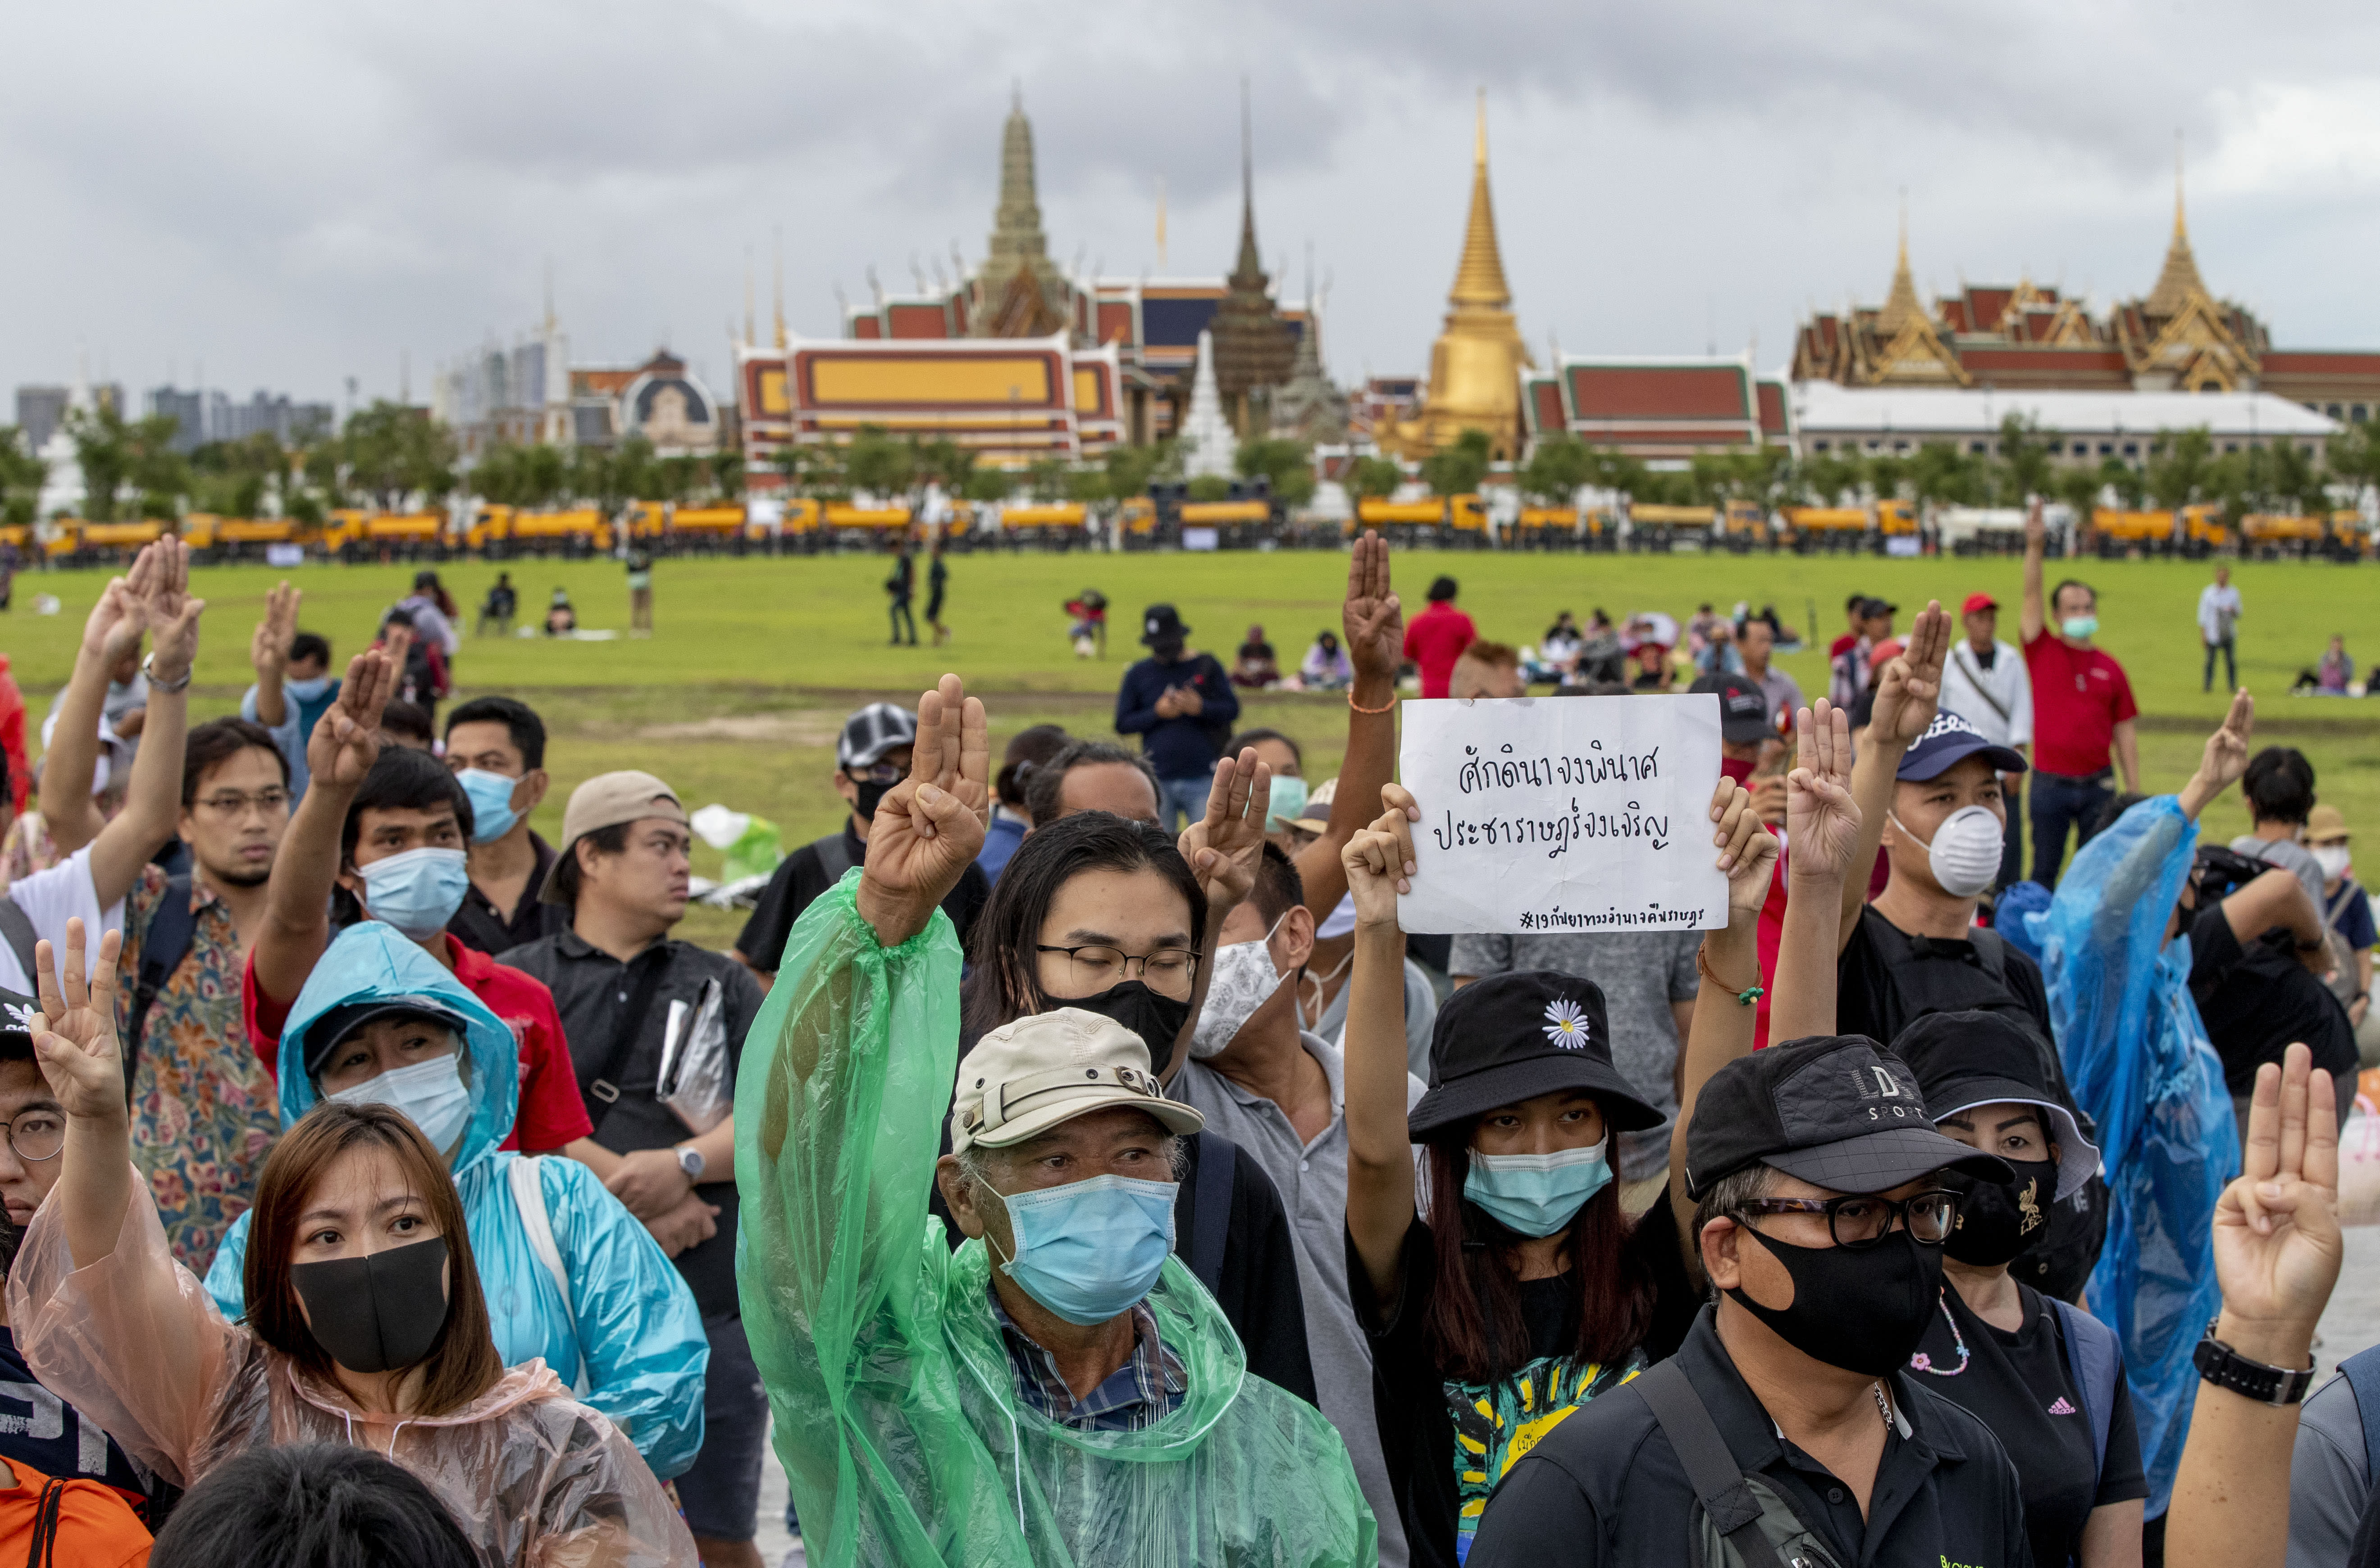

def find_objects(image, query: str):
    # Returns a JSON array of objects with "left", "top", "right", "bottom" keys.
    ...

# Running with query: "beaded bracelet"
[
  {"left": 1348, "top": 690, "right": 1396, "bottom": 715},
  {"left": 1696, "top": 943, "right": 1763, "bottom": 1006}
]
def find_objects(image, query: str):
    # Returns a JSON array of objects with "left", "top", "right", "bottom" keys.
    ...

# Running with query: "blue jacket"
[
  {"left": 1114, "top": 651, "right": 1236, "bottom": 781},
  {"left": 202, "top": 921, "right": 709, "bottom": 1478}
]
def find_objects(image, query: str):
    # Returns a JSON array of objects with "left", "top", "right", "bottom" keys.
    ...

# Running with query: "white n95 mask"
[{"left": 1891, "top": 804, "right": 2004, "bottom": 900}]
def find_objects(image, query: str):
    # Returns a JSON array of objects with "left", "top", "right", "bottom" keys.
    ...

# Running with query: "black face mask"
[
  {"left": 1943, "top": 1159, "right": 2056, "bottom": 1267},
  {"left": 852, "top": 779, "right": 894, "bottom": 823},
  {"left": 290, "top": 1235, "right": 451, "bottom": 1374},
  {"left": 1726, "top": 1225, "right": 1944, "bottom": 1377},
  {"left": 1061, "top": 979, "right": 1193, "bottom": 1059}
]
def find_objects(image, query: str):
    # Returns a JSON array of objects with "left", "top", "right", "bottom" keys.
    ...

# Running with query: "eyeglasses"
[
  {"left": 192, "top": 788, "right": 291, "bottom": 818},
  {"left": 846, "top": 763, "right": 903, "bottom": 785},
  {"left": 1035, "top": 944, "right": 1201, "bottom": 991},
  {"left": 1732, "top": 1189, "right": 1961, "bottom": 1250},
  {"left": 0, "top": 1109, "right": 64, "bottom": 1164}
]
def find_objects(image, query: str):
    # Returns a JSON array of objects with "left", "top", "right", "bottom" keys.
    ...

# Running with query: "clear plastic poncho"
[
  {"left": 2039, "top": 794, "right": 2234, "bottom": 1519},
  {"left": 735, "top": 873, "right": 1377, "bottom": 1568}
]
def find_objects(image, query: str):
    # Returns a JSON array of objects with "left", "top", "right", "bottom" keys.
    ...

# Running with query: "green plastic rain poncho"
[{"left": 736, "top": 875, "right": 1377, "bottom": 1568}]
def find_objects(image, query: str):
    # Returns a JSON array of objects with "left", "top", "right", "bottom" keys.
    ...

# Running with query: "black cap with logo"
[
  {"left": 1682, "top": 1033, "right": 2011, "bottom": 1199},
  {"left": 1689, "top": 670, "right": 1774, "bottom": 745},
  {"left": 1408, "top": 972, "right": 1663, "bottom": 1139},
  {"left": 0, "top": 988, "right": 36, "bottom": 1059},
  {"left": 1140, "top": 604, "right": 1191, "bottom": 645}
]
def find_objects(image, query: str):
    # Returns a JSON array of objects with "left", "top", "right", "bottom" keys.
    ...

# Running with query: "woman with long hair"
[
  {"left": 9, "top": 920, "right": 693, "bottom": 1567},
  {"left": 1338, "top": 774, "right": 1776, "bottom": 1567}
]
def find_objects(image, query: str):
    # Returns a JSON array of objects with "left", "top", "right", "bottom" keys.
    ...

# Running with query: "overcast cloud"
[{"left": 7, "top": 0, "right": 2379, "bottom": 413}]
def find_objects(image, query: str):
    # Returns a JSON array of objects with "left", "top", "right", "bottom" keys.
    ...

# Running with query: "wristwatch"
[
  {"left": 2193, "top": 1321, "right": 2316, "bottom": 1405},
  {"left": 675, "top": 1145, "right": 706, "bottom": 1182},
  {"left": 141, "top": 652, "right": 193, "bottom": 695}
]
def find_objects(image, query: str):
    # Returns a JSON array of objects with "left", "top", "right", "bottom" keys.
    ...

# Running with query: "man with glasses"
[
  {"left": 1470, "top": 1035, "right": 2032, "bottom": 1567},
  {"left": 0, "top": 988, "right": 175, "bottom": 1527},
  {"left": 734, "top": 702, "right": 991, "bottom": 986}
]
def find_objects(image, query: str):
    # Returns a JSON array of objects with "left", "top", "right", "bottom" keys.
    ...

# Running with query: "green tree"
[
  {"left": 1908, "top": 441, "right": 1980, "bottom": 509},
  {"left": 2095, "top": 455, "right": 2145, "bottom": 509},
  {"left": 2054, "top": 466, "right": 2103, "bottom": 525},
  {"left": 2145, "top": 426, "right": 2214, "bottom": 511},
  {"left": 1799, "top": 453, "right": 1865, "bottom": 507},
  {"left": 1347, "top": 455, "right": 1402, "bottom": 502},
  {"left": 709, "top": 451, "right": 745, "bottom": 500},
  {"left": 2328, "top": 420, "right": 2380, "bottom": 517},
  {"left": 1865, "top": 453, "right": 1909, "bottom": 503},
  {"left": 1023, "top": 458, "right": 1070, "bottom": 503},
  {"left": 1103, "top": 444, "right": 1161, "bottom": 502},
  {"left": 962, "top": 466, "right": 1013, "bottom": 503},
  {"left": 1419, "top": 428, "right": 1492, "bottom": 499},
  {"left": 341, "top": 401, "right": 456, "bottom": 510},
  {"left": 1235, "top": 437, "right": 1316, "bottom": 506},
  {"left": 189, "top": 432, "right": 285, "bottom": 517},
  {"left": 843, "top": 425, "right": 914, "bottom": 502},
  {"left": 1995, "top": 416, "right": 2056, "bottom": 505},
  {"left": 1518, "top": 434, "right": 1595, "bottom": 507},
  {"left": 0, "top": 429, "right": 43, "bottom": 528},
  {"left": 1185, "top": 475, "right": 1232, "bottom": 503}
]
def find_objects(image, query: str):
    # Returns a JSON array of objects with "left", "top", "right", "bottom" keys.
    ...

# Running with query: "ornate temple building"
[
  {"left": 739, "top": 90, "right": 1312, "bottom": 480},
  {"left": 1792, "top": 174, "right": 2380, "bottom": 421},
  {"left": 1522, "top": 356, "right": 1793, "bottom": 460},
  {"left": 1379, "top": 96, "right": 1532, "bottom": 459}
]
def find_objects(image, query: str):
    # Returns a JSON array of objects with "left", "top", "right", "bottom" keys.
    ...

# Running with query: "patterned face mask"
[{"left": 1187, "top": 910, "right": 1292, "bottom": 1061}]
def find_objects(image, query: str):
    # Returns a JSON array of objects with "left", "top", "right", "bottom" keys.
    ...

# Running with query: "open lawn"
[{"left": 5, "top": 546, "right": 2372, "bottom": 951}]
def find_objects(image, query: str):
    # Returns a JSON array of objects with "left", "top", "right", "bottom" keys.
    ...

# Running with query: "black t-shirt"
[
  {"left": 1348, "top": 1213, "right": 1671, "bottom": 1568},
  {"left": 0, "top": 1327, "right": 166, "bottom": 1528},
  {"left": 2188, "top": 905, "right": 2359, "bottom": 1094},
  {"left": 736, "top": 824, "right": 989, "bottom": 971},
  {"left": 1837, "top": 904, "right": 2057, "bottom": 1050},
  {"left": 1909, "top": 1284, "right": 2146, "bottom": 1568}
]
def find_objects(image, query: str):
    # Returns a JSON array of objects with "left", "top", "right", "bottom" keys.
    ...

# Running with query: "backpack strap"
[
  {"left": 810, "top": 832, "right": 854, "bottom": 886},
  {"left": 1186, "top": 1130, "right": 1234, "bottom": 1297},
  {"left": 1967, "top": 925, "right": 2010, "bottom": 987},
  {"left": 0, "top": 899, "right": 36, "bottom": 992},
  {"left": 507, "top": 1156, "right": 590, "bottom": 1395},
  {"left": 2338, "top": 1344, "right": 2380, "bottom": 1480},
  {"left": 2049, "top": 1297, "right": 2119, "bottom": 1492},
  {"left": 23, "top": 1475, "right": 64, "bottom": 1568},
  {"left": 1632, "top": 1359, "right": 1789, "bottom": 1568},
  {"left": 126, "top": 875, "right": 199, "bottom": 1107}
]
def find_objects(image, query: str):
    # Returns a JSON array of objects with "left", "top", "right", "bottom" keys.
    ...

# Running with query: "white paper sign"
[{"left": 1397, "top": 694, "right": 1728, "bottom": 934}]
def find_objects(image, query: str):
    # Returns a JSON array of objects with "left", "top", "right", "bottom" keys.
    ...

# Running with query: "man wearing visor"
[{"left": 737, "top": 674, "right": 1375, "bottom": 1566}]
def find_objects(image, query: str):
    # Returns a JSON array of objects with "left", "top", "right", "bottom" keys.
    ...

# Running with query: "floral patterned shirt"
[{"left": 118, "top": 867, "right": 279, "bottom": 1269}]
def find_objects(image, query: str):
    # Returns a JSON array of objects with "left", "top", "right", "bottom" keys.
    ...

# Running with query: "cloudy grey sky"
[{"left": 8, "top": 0, "right": 2379, "bottom": 414}]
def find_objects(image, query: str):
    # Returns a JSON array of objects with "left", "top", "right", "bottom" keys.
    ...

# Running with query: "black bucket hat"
[
  {"left": 1140, "top": 604, "right": 1190, "bottom": 645},
  {"left": 1408, "top": 972, "right": 1663, "bottom": 1139},
  {"left": 1890, "top": 1010, "right": 2101, "bottom": 1202},
  {"left": 1682, "top": 1033, "right": 2011, "bottom": 1199}
]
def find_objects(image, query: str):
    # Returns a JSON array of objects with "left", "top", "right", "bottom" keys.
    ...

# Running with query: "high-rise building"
[
  {"left": 145, "top": 386, "right": 209, "bottom": 452},
  {"left": 13, "top": 387, "right": 67, "bottom": 452}
]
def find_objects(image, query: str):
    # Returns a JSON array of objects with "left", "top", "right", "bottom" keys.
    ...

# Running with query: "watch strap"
[
  {"left": 676, "top": 1145, "right": 707, "bottom": 1181},
  {"left": 2193, "top": 1323, "right": 2316, "bottom": 1406}
]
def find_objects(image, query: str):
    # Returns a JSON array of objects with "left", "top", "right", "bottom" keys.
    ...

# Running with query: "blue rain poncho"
[
  {"left": 737, "top": 873, "right": 1377, "bottom": 1567},
  {"left": 2039, "top": 795, "right": 2234, "bottom": 1519},
  {"left": 203, "top": 920, "right": 709, "bottom": 1479}
]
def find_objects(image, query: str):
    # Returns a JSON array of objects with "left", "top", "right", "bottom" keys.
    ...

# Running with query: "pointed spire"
[
  {"left": 772, "top": 226, "right": 787, "bottom": 349},
  {"left": 1449, "top": 88, "right": 1511, "bottom": 308},
  {"left": 1877, "top": 190, "right": 1924, "bottom": 333},
  {"left": 983, "top": 88, "right": 1049, "bottom": 290},
  {"left": 1231, "top": 77, "right": 1263, "bottom": 284},
  {"left": 2145, "top": 131, "right": 2211, "bottom": 318},
  {"left": 743, "top": 248, "right": 755, "bottom": 347},
  {"left": 1155, "top": 174, "right": 1167, "bottom": 270}
]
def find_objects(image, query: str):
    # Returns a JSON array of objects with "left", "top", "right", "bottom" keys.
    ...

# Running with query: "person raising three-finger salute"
[{"left": 1343, "top": 772, "right": 1772, "bottom": 1568}]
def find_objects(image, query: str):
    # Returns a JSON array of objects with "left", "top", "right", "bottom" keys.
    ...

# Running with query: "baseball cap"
[
  {"left": 2307, "top": 803, "right": 2350, "bottom": 845},
  {"left": 1961, "top": 592, "right": 2000, "bottom": 616},
  {"left": 302, "top": 994, "right": 475, "bottom": 1079},
  {"left": 0, "top": 987, "right": 38, "bottom": 1058},
  {"left": 1896, "top": 709, "right": 2027, "bottom": 782},
  {"left": 1408, "top": 973, "right": 1663, "bottom": 1140},
  {"left": 1682, "top": 1033, "right": 2011, "bottom": 1200},
  {"left": 1289, "top": 775, "right": 1337, "bottom": 834},
  {"left": 539, "top": 770, "right": 689, "bottom": 904},
  {"left": 1140, "top": 604, "right": 1191, "bottom": 645},
  {"left": 950, "top": 1007, "right": 1205, "bottom": 1155},
  {"left": 1859, "top": 597, "right": 1899, "bottom": 619},
  {"left": 1889, "top": 1011, "right": 2100, "bottom": 1202},
  {"left": 836, "top": 703, "right": 918, "bottom": 773},
  {"left": 1689, "top": 671, "right": 1773, "bottom": 745}
]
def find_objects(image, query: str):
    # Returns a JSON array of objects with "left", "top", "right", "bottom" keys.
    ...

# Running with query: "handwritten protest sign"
[{"left": 1396, "top": 694, "right": 1728, "bottom": 934}]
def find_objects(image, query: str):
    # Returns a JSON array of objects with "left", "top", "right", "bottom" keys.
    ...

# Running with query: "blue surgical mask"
[
  {"left": 358, "top": 847, "right": 472, "bottom": 941},
  {"left": 283, "top": 676, "right": 333, "bottom": 703},
  {"left": 2061, "top": 615, "right": 2099, "bottom": 640},
  {"left": 1264, "top": 774, "right": 1309, "bottom": 833},
  {"left": 455, "top": 768, "right": 524, "bottom": 843},
  {"left": 328, "top": 1054, "right": 472, "bottom": 1158},
  {"left": 986, "top": 1172, "right": 1178, "bottom": 1326},
  {"left": 1464, "top": 1139, "right": 1614, "bottom": 1237}
]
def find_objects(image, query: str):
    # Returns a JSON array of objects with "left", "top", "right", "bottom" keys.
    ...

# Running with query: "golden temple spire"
[
  {"left": 1449, "top": 88, "right": 1511, "bottom": 309},
  {"left": 2145, "top": 132, "right": 2211, "bottom": 318},
  {"left": 1877, "top": 191, "right": 1924, "bottom": 333},
  {"left": 772, "top": 226, "right": 787, "bottom": 349}
]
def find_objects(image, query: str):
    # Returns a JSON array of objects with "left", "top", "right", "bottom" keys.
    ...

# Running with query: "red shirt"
[
  {"left": 2022, "top": 632, "right": 2138, "bottom": 777},
  {"left": 1828, "top": 632, "right": 1860, "bottom": 659},
  {"left": 244, "top": 933, "right": 594, "bottom": 1153},
  {"left": 1402, "top": 602, "right": 1477, "bottom": 699}
]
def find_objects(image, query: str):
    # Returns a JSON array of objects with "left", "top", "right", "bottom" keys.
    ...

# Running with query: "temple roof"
[
  {"left": 2143, "top": 159, "right": 2211, "bottom": 320},
  {"left": 1449, "top": 91, "right": 1512, "bottom": 309},
  {"left": 1876, "top": 206, "right": 1924, "bottom": 336}
]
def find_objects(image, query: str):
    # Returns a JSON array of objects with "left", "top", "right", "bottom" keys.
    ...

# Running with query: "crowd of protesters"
[{"left": 0, "top": 521, "right": 2366, "bottom": 1565}]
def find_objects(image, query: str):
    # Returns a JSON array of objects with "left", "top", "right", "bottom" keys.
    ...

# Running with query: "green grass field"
[{"left": 6, "top": 545, "right": 2373, "bottom": 950}]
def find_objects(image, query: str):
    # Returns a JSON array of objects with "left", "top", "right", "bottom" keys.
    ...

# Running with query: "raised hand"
[
  {"left": 2024, "top": 496, "right": 2046, "bottom": 553},
  {"left": 1867, "top": 599, "right": 1949, "bottom": 748},
  {"left": 133, "top": 537, "right": 204, "bottom": 683},
  {"left": 1342, "top": 782, "right": 1421, "bottom": 927},
  {"left": 1786, "top": 699, "right": 1862, "bottom": 880},
  {"left": 30, "top": 919, "right": 127, "bottom": 1124},
  {"left": 2199, "top": 688, "right": 2255, "bottom": 795},
  {"left": 2212, "top": 1043, "right": 2341, "bottom": 1361},
  {"left": 251, "top": 581, "right": 301, "bottom": 681},
  {"left": 857, "top": 673, "right": 990, "bottom": 946},
  {"left": 79, "top": 560, "right": 149, "bottom": 668},
  {"left": 307, "top": 649, "right": 395, "bottom": 793},
  {"left": 1342, "top": 530, "right": 1404, "bottom": 683},
  {"left": 1710, "top": 778, "right": 1778, "bottom": 919},
  {"left": 1179, "top": 746, "right": 1272, "bottom": 915}
]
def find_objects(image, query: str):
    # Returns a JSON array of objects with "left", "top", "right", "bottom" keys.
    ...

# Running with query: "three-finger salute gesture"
[
  {"left": 1786, "top": 699, "right": 1861, "bottom": 880},
  {"left": 2212, "top": 1042, "right": 2342, "bottom": 1361},
  {"left": 1179, "top": 746, "right": 1271, "bottom": 917},
  {"left": 857, "top": 673, "right": 990, "bottom": 947},
  {"left": 1709, "top": 775, "right": 1778, "bottom": 921},
  {"left": 306, "top": 649, "right": 396, "bottom": 795},
  {"left": 1868, "top": 599, "right": 1949, "bottom": 750},
  {"left": 31, "top": 919, "right": 127, "bottom": 1125}
]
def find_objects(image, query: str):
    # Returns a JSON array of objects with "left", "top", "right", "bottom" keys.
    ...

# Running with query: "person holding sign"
[{"left": 1338, "top": 772, "right": 1773, "bottom": 1568}]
